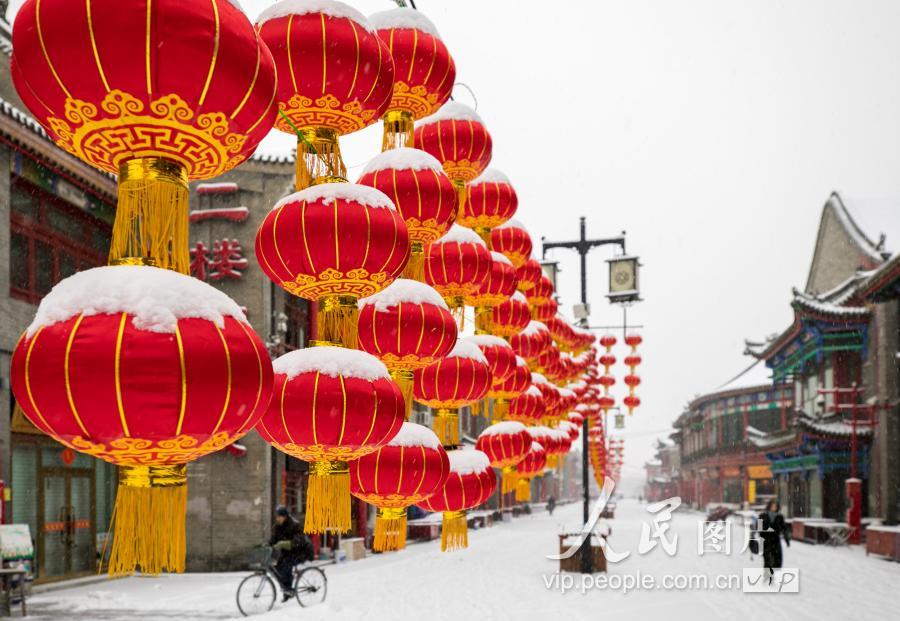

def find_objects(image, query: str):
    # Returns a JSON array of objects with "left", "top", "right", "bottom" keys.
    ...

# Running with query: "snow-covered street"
[{"left": 26, "top": 498, "right": 900, "bottom": 620}]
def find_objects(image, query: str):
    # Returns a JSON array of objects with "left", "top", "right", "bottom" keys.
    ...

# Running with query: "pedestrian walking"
[{"left": 758, "top": 500, "right": 790, "bottom": 582}]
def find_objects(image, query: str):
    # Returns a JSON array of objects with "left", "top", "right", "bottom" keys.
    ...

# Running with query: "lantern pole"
[{"left": 542, "top": 217, "right": 628, "bottom": 575}]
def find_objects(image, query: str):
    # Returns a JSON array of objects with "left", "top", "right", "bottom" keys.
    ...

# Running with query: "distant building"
[
  {"left": 643, "top": 438, "right": 680, "bottom": 502},
  {"left": 672, "top": 363, "right": 792, "bottom": 509}
]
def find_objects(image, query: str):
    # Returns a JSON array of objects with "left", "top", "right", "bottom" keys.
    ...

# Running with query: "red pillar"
[{"left": 846, "top": 478, "right": 862, "bottom": 545}]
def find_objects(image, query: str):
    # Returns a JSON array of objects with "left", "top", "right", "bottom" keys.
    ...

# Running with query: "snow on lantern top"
[
  {"left": 361, "top": 148, "right": 445, "bottom": 175},
  {"left": 27, "top": 265, "right": 247, "bottom": 337},
  {"left": 446, "top": 448, "right": 491, "bottom": 474},
  {"left": 368, "top": 7, "right": 442, "bottom": 38},
  {"left": 359, "top": 279, "right": 449, "bottom": 312},
  {"left": 387, "top": 422, "right": 442, "bottom": 449},
  {"left": 273, "top": 346, "right": 390, "bottom": 382},
  {"left": 435, "top": 224, "right": 487, "bottom": 247},
  {"left": 470, "top": 168, "right": 511, "bottom": 187},
  {"left": 274, "top": 183, "right": 396, "bottom": 211},
  {"left": 447, "top": 338, "right": 489, "bottom": 364},
  {"left": 418, "top": 101, "right": 483, "bottom": 127},
  {"left": 257, "top": 0, "right": 373, "bottom": 31},
  {"left": 480, "top": 421, "right": 527, "bottom": 437}
]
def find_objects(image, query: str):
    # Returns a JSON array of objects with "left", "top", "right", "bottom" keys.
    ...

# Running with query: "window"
[
  {"left": 9, "top": 177, "right": 111, "bottom": 304},
  {"left": 282, "top": 291, "right": 309, "bottom": 350}
]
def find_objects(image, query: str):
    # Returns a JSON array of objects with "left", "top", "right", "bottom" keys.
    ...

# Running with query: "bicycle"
[{"left": 236, "top": 547, "right": 328, "bottom": 616}]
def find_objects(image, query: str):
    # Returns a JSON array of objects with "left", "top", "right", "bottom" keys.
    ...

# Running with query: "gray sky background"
[{"left": 10, "top": 0, "right": 900, "bottom": 484}]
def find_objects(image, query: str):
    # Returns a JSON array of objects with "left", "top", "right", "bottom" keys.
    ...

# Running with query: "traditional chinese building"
[
  {"left": 643, "top": 438, "right": 680, "bottom": 503},
  {"left": 672, "top": 363, "right": 792, "bottom": 510},
  {"left": 745, "top": 193, "right": 900, "bottom": 523}
]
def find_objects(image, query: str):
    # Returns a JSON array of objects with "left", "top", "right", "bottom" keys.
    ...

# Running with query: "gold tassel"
[
  {"left": 474, "top": 227, "right": 492, "bottom": 249},
  {"left": 433, "top": 408, "right": 459, "bottom": 448},
  {"left": 501, "top": 465, "right": 518, "bottom": 495},
  {"left": 470, "top": 398, "right": 483, "bottom": 418},
  {"left": 110, "top": 158, "right": 189, "bottom": 274},
  {"left": 515, "top": 476, "right": 532, "bottom": 503},
  {"left": 304, "top": 460, "right": 350, "bottom": 534},
  {"left": 316, "top": 295, "right": 358, "bottom": 349},
  {"left": 296, "top": 127, "right": 348, "bottom": 191},
  {"left": 452, "top": 180, "right": 467, "bottom": 223},
  {"left": 447, "top": 297, "right": 465, "bottom": 331},
  {"left": 473, "top": 307, "right": 493, "bottom": 335},
  {"left": 403, "top": 242, "right": 426, "bottom": 281},
  {"left": 381, "top": 109, "right": 415, "bottom": 151},
  {"left": 373, "top": 507, "right": 407, "bottom": 552},
  {"left": 441, "top": 510, "right": 468, "bottom": 552},
  {"left": 492, "top": 398, "right": 510, "bottom": 423},
  {"left": 106, "top": 464, "right": 187, "bottom": 576},
  {"left": 547, "top": 455, "right": 558, "bottom": 470},
  {"left": 391, "top": 369, "right": 415, "bottom": 420}
]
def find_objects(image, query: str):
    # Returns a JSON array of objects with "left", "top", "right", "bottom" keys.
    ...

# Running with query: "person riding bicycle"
[{"left": 269, "top": 506, "right": 312, "bottom": 601}]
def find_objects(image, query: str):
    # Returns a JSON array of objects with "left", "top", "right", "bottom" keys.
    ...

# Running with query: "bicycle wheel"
[
  {"left": 294, "top": 566, "right": 327, "bottom": 607},
  {"left": 236, "top": 572, "right": 277, "bottom": 616}
]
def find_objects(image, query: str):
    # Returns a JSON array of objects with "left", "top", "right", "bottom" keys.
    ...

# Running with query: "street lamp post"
[{"left": 542, "top": 217, "right": 629, "bottom": 575}]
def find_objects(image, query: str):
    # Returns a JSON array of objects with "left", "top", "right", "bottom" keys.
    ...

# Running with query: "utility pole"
[{"left": 542, "top": 217, "right": 627, "bottom": 575}]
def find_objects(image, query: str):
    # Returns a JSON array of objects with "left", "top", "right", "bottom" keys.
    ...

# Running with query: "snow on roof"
[
  {"left": 418, "top": 101, "right": 483, "bottom": 127},
  {"left": 446, "top": 448, "right": 491, "bottom": 474},
  {"left": 468, "top": 334, "right": 511, "bottom": 349},
  {"left": 792, "top": 288, "right": 870, "bottom": 318},
  {"left": 273, "top": 346, "right": 389, "bottom": 381},
  {"left": 26, "top": 265, "right": 247, "bottom": 337},
  {"left": 831, "top": 193, "right": 900, "bottom": 260},
  {"left": 359, "top": 279, "right": 448, "bottom": 312},
  {"left": 387, "top": 422, "right": 442, "bottom": 449},
  {"left": 470, "top": 169, "right": 511, "bottom": 187},
  {"left": 435, "top": 224, "right": 486, "bottom": 246},
  {"left": 368, "top": 7, "right": 441, "bottom": 38},
  {"left": 496, "top": 218, "right": 527, "bottom": 231},
  {"left": 449, "top": 338, "right": 489, "bottom": 363},
  {"left": 257, "top": 0, "right": 373, "bottom": 31},
  {"left": 360, "top": 147, "right": 444, "bottom": 175},
  {"left": 707, "top": 359, "right": 773, "bottom": 396},
  {"left": 275, "top": 183, "right": 395, "bottom": 211},
  {"left": 479, "top": 421, "right": 526, "bottom": 437},
  {"left": 490, "top": 251, "right": 513, "bottom": 266}
]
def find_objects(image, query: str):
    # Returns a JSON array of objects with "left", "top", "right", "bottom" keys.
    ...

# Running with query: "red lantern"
[
  {"left": 624, "top": 374, "right": 642, "bottom": 389},
  {"left": 489, "top": 355, "right": 532, "bottom": 421},
  {"left": 350, "top": 423, "right": 449, "bottom": 551},
  {"left": 413, "top": 102, "right": 492, "bottom": 213},
  {"left": 625, "top": 333, "right": 643, "bottom": 349},
  {"left": 599, "top": 395, "right": 616, "bottom": 412},
  {"left": 418, "top": 449, "right": 496, "bottom": 551},
  {"left": 11, "top": 0, "right": 277, "bottom": 274},
  {"left": 469, "top": 335, "right": 516, "bottom": 385},
  {"left": 599, "top": 375, "right": 616, "bottom": 389},
  {"left": 544, "top": 427, "right": 572, "bottom": 469},
  {"left": 489, "top": 292, "right": 531, "bottom": 337},
  {"left": 516, "top": 258, "right": 544, "bottom": 293},
  {"left": 567, "top": 411, "right": 585, "bottom": 427},
  {"left": 559, "top": 420, "right": 580, "bottom": 443},
  {"left": 514, "top": 440, "right": 547, "bottom": 502},
  {"left": 357, "top": 148, "right": 458, "bottom": 281},
  {"left": 530, "top": 373, "right": 560, "bottom": 423},
  {"left": 462, "top": 169, "right": 518, "bottom": 241},
  {"left": 423, "top": 224, "right": 491, "bottom": 320},
  {"left": 535, "top": 343, "right": 562, "bottom": 380},
  {"left": 624, "top": 394, "right": 641, "bottom": 414},
  {"left": 476, "top": 421, "right": 531, "bottom": 494},
  {"left": 413, "top": 338, "right": 492, "bottom": 446},
  {"left": 9, "top": 265, "right": 274, "bottom": 575},
  {"left": 257, "top": 1, "right": 394, "bottom": 187},
  {"left": 530, "top": 297, "right": 559, "bottom": 323},
  {"left": 490, "top": 219, "right": 533, "bottom": 268},
  {"left": 598, "top": 353, "right": 617, "bottom": 369},
  {"left": 599, "top": 334, "right": 617, "bottom": 350},
  {"left": 526, "top": 426, "right": 556, "bottom": 467},
  {"left": 469, "top": 252, "right": 518, "bottom": 332},
  {"left": 255, "top": 183, "right": 410, "bottom": 347},
  {"left": 370, "top": 8, "right": 456, "bottom": 149},
  {"left": 509, "top": 321, "right": 551, "bottom": 361},
  {"left": 526, "top": 275, "right": 555, "bottom": 307},
  {"left": 358, "top": 279, "right": 458, "bottom": 417},
  {"left": 257, "top": 347, "right": 404, "bottom": 534},
  {"left": 508, "top": 386, "right": 544, "bottom": 425},
  {"left": 624, "top": 354, "right": 643, "bottom": 368}
]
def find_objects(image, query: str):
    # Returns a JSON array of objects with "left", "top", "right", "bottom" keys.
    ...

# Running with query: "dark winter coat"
[
  {"left": 758, "top": 510, "right": 790, "bottom": 570},
  {"left": 269, "top": 516, "right": 312, "bottom": 563}
]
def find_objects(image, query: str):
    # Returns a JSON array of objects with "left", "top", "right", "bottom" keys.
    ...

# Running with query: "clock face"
[{"left": 609, "top": 261, "right": 636, "bottom": 292}]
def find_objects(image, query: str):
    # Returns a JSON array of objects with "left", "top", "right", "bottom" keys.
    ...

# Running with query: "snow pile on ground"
[
  {"left": 26, "top": 265, "right": 247, "bottom": 336},
  {"left": 387, "top": 422, "right": 442, "bottom": 449},
  {"left": 361, "top": 147, "right": 444, "bottom": 175},
  {"left": 274, "top": 346, "right": 389, "bottom": 381},
  {"left": 418, "top": 101, "right": 483, "bottom": 126},
  {"left": 257, "top": 0, "right": 373, "bottom": 31},
  {"left": 359, "top": 279, "right": 448, "bottom": 311},
  {"left": 275, "top": 183, "right": 395, "bottom": 211},
  {"left": 368, "top": 7, "right": 441, "bottom": 38}
]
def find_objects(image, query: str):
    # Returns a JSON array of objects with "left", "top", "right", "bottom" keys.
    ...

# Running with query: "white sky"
[{"left": 10, "top": 0, "right": 900, "bottom": 480}]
